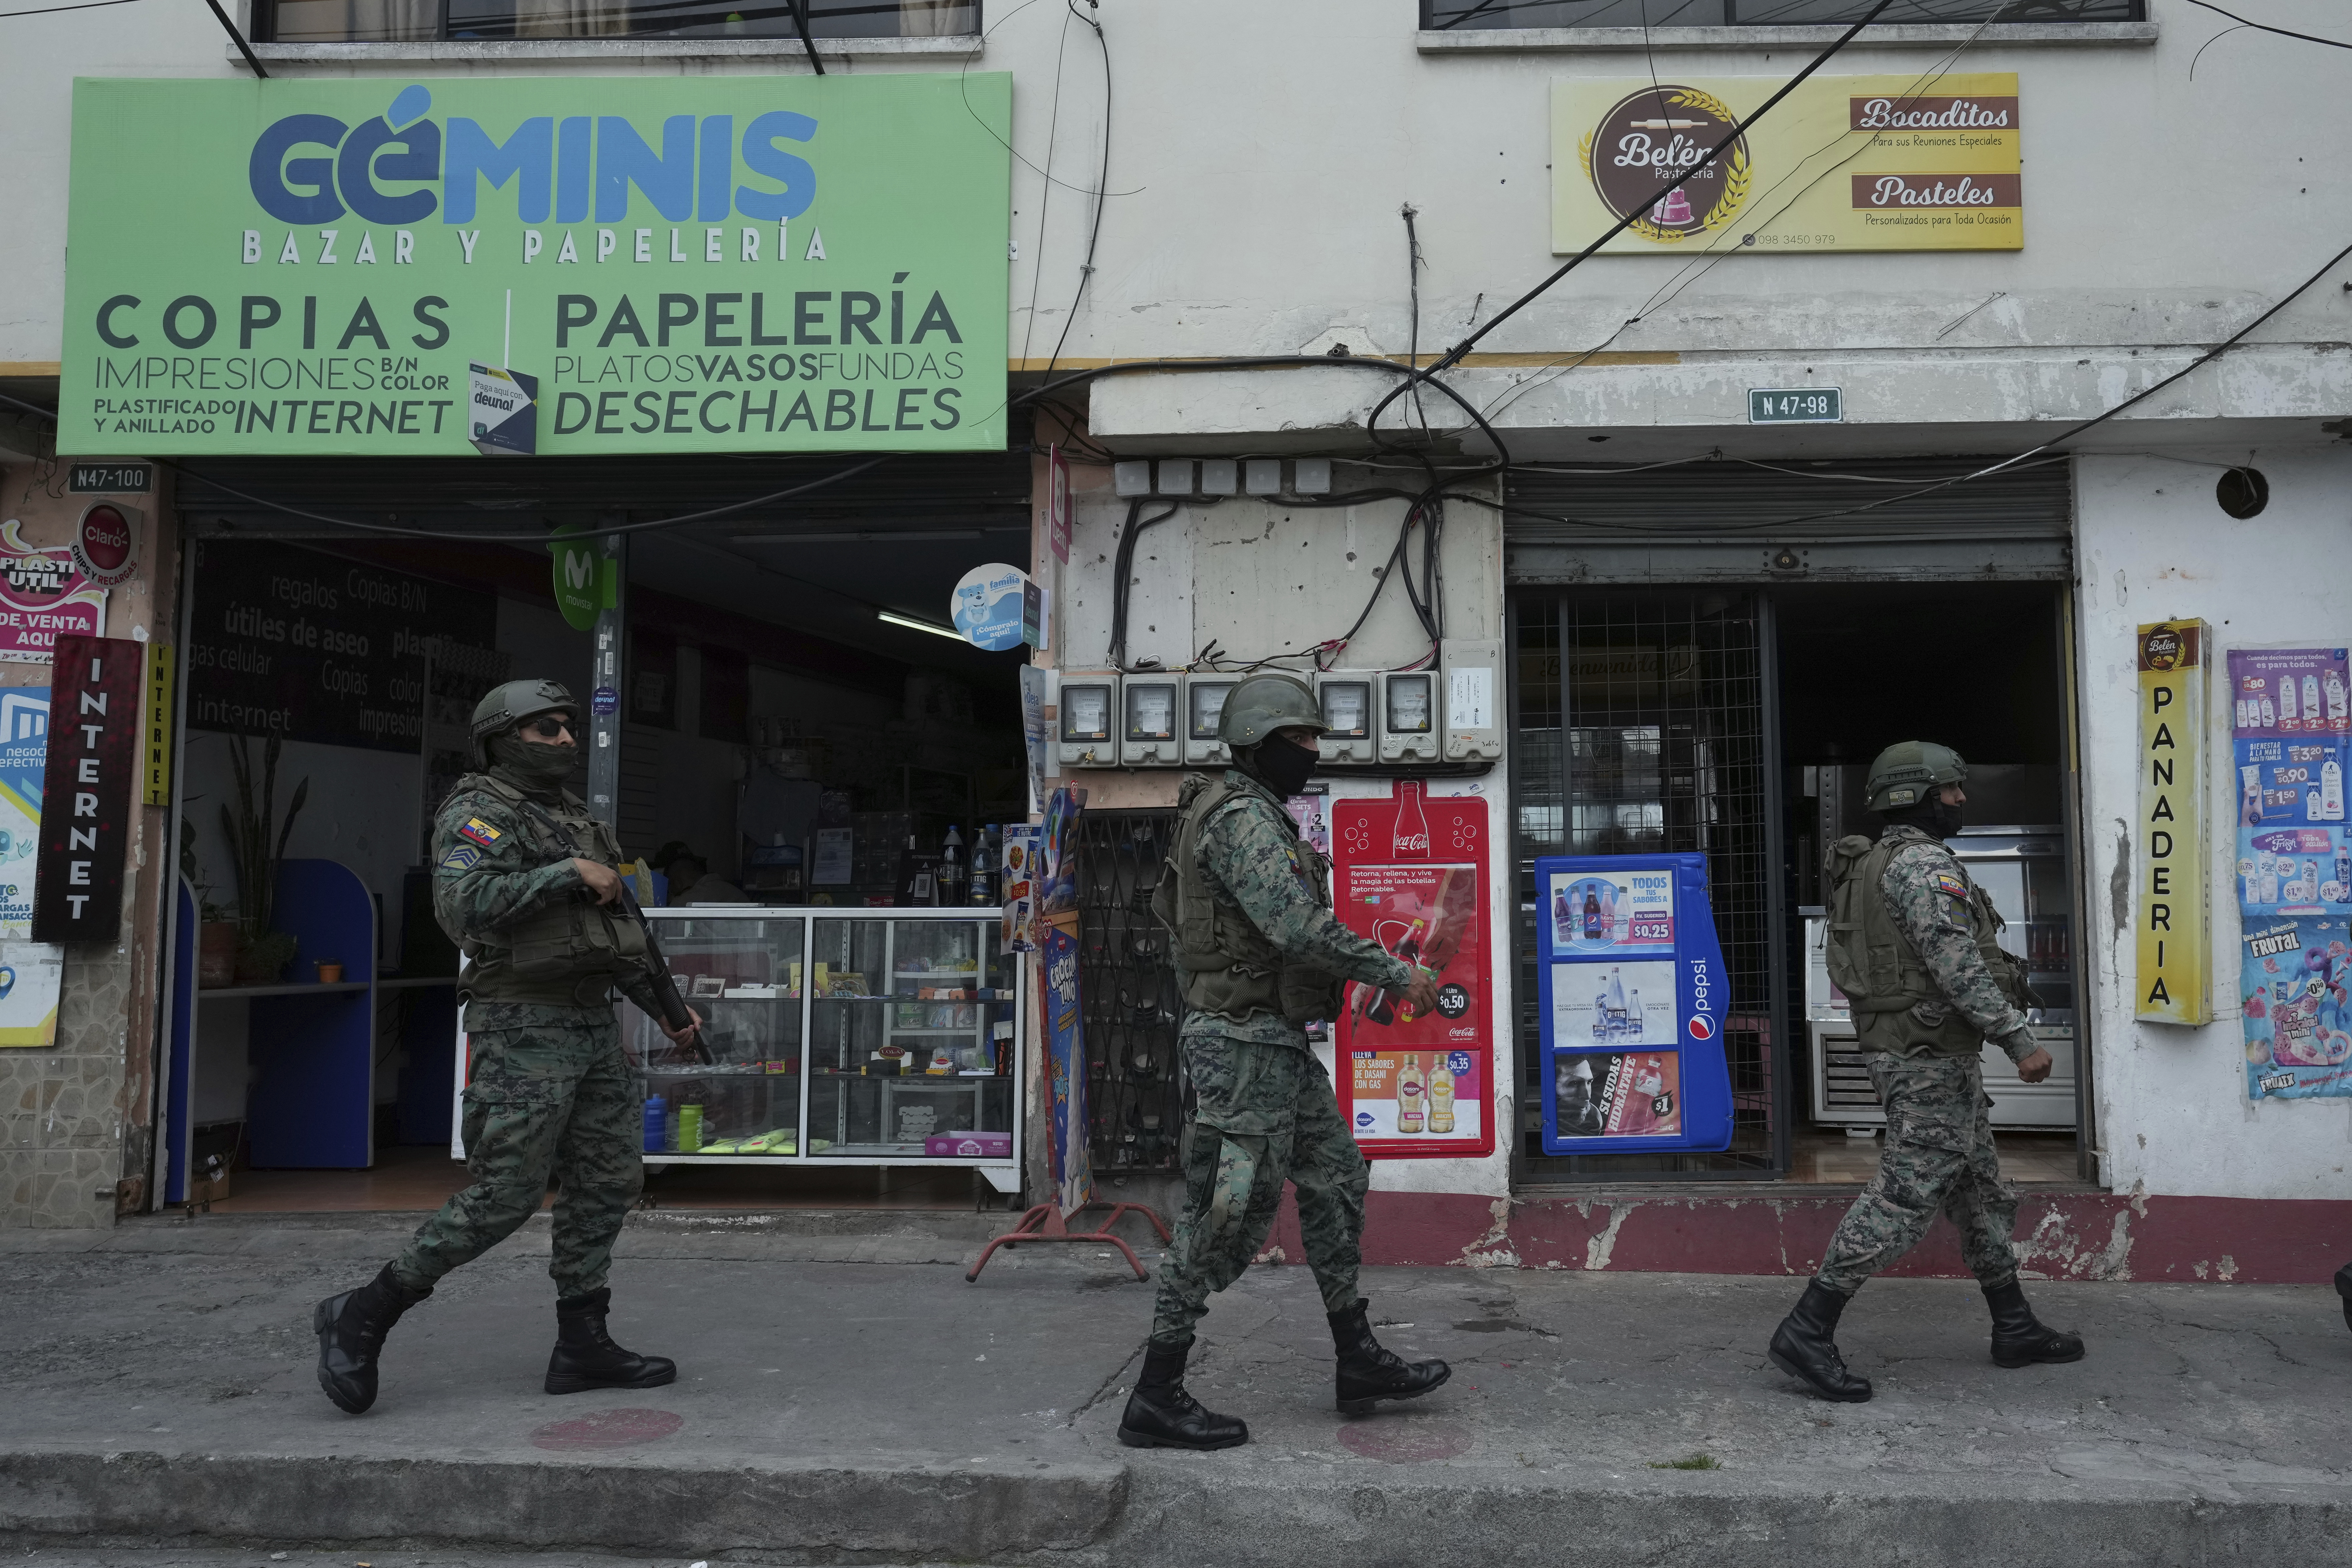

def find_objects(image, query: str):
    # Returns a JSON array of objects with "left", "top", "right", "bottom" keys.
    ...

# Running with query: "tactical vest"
[
  {"left": 1152, "top": 773, "right": 1346, "bottom": 1028},
  {"left": 452, "top": 772, "right": 650, "bottom": 1010},
  {"left": 1822, "top": 826, "right": 2032, "bottom": 1057}
]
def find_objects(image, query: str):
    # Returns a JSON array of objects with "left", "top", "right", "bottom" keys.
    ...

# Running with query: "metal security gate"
[
  {"left": 1074, "top": 811, "right": 1184, "bottom": 1174},
  {"left": 1511, "top": 591, "right": 1784, "bottom": 1179}
]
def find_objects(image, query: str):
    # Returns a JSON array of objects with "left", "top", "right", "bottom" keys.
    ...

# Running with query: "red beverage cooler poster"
[{"left": 1331, "top": 781, "right": 1494, "bottom": 1159}]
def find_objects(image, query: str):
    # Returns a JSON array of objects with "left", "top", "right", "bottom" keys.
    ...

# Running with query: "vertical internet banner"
[
  {"left": 2227, "top": 644, "right": 2352, "bottom": 1099},
  {"left": 2134, "top": 622, "right": 2210, "bottom": 1024}
]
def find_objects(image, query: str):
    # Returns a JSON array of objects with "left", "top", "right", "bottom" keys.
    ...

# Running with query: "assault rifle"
[{"left": 512, "top": 797, "right": 701, "bottom": 1050}]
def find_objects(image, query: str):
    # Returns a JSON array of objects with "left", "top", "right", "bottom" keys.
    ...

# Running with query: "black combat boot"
[
  {"left": 1116, "top": 1341, "right": 1248, "bottom": 1451},
  {"left": 2335, "top": 1263, "right": 2352, "bottom": 1333},
  {"left": 313, "top": 1263, "right": 432, "bottom": 1415},
  {"left": 1984, "top": 1279, "right": 2085, "bottom": 1367},
  {"left": 545, "top": 1287, "right": 678, "bottom": 1394},
  {"left": 1330, "top": 1299, "right": 1451, "bottom": 1416},
  {"left": 1767, "top": 1279, "right": 1873, "bottom": 1402}
]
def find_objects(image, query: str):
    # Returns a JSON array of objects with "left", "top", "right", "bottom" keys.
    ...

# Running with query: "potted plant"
[{"left": 218, "top": 733, "right": 308, "bottom": 986}]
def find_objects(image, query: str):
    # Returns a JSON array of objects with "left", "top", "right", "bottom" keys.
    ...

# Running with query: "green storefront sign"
[{"left": 60, "top": 75, "right": 1009, "bottom": 456}]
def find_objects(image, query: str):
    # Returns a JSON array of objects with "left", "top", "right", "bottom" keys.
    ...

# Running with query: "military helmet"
[
  {"left": 471, "top": 678, "right": 580, "bottom": 765},
  {"left": 1218, "top": 673, "right": 1327, "bottom": 748},
  {"left": 1865, "top": 740, "right": 1968, "bottom": 814}
]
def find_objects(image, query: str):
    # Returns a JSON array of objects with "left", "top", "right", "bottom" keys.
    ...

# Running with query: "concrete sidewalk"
[{"left": 3, "top": 1210, "right": 2350, "bottom": 1566}]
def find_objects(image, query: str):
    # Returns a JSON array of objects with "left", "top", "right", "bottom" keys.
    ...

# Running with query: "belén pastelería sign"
[
  {"left": 59, "top": 75, "right": 1009, "bottom": 455},
  {"left": 1552, "top": 73, "right": 2022, "bottom": 255}
]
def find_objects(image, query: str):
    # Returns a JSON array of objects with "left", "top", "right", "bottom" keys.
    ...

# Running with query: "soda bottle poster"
[
  {"left": 1546, "top": 864, "right": 1674, "bottom": 955},
  {"left": 1338, "top": 862, "right": 1480, "bottom": 1050},
  {"left": 1331, "top": 784, "right": 1495, "bottom": 1159},
  {"left": 2228, "top": 648, "right": 2350, "bottom": 923},
  {"left": 2241, "top": 916, "right": 2352, "bottom": 1100}
]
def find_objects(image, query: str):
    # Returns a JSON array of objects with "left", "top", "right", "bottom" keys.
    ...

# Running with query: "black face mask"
[
  {"left": 1244, "top": 734, "right": 1319, "bottom": 799},
  {"left": 489, "top": 730, "right": 579, "bottom": 789},
  {"left": 1902, "top": 795, "right": 1965, "bottom": 840}
]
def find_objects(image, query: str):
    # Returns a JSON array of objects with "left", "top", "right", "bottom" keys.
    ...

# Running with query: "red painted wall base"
[{"left": 1242, "top": 1188, "right": 2352, "bottom": 1284}]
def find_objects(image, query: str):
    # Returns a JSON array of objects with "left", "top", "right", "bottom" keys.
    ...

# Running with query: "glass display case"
[{"left": 618, "top": 907, "right": 1022, "bottom": 1178}]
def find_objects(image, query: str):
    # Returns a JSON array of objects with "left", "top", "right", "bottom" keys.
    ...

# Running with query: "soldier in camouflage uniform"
[
  {"left": 1768, "top": 740, "right": 2085, "bottom": 1403},
  {"left": 311, "top": 680, "right": 701, "bottom": 1416},
  {"left": 1118, "top": 674, "right": 1451, "bottom": 1451}
]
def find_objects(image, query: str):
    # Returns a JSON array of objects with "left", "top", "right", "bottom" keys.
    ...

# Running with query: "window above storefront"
[
  {"left": 1422, "top": 0, "right": 2142, "bottom": 24},
  {"left": 257, "top": 0, "right": 975, "bottom": 45}
]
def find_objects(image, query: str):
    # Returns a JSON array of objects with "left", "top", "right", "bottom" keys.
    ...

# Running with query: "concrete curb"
[
  {"left": 0, "top": 1449, "right": 1126, "bottom": 1562},
  {"left": 1107, "top": 1463, "right": 2352, "bottom": 1568},
  {"left": 5, "top": 1445, "right": 2351, "bottom": 1567}
]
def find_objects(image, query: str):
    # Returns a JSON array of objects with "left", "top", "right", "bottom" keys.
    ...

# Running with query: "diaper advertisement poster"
[{"left": 2228, "top": 646, "right": 2351, "bottom": 1099}]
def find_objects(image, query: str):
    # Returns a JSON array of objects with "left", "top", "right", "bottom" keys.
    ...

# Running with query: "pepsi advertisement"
[{"left": 1535, "top": 853, "right": 1733, "bottom": 1154}]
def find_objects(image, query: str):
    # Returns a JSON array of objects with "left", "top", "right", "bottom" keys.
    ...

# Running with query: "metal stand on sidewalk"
[{"left": 966, "top": 1200, "right": 1172, "bottom": 1283}]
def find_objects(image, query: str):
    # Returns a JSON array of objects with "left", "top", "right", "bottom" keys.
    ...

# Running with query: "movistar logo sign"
[{"left": 247, "top": 85, "right": 819, "bottom": 228}]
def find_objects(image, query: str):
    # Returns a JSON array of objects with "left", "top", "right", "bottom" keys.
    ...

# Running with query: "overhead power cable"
[{"left": 2182, "top": 0, "right": 2352, "bottom": 50}]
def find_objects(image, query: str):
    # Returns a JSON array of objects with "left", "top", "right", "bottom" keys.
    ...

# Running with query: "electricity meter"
[
  {"left": 1441, "top": 639, "right": 1503, "bottom": 761},
  {"left": 1184, "top": 676, "right": 1237, "bottom": 766},
  {"left": 1120, "top": 675, "right": 1182, "bottom": 766},
  {"left": 1314, "top": 672, "right": 1377, "bottom": 765},
  {"left": 1380, "top": 669, "right": 1441, "bottom": 762},
  {"left": 1057, "top": 673, "right": 1119, "bottom": 767}
]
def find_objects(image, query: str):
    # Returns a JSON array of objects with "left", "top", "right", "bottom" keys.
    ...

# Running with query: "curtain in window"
[
  {"left": 899, "top": 0, "right": 972, "bottom": 36},
  {"left": 270, "top": 0, "right": 436, "bottom": 40},
  {"left": 514, "top": 0, "right": 631, "bottom": 36}
]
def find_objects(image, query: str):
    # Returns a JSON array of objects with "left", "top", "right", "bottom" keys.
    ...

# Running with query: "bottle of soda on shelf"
[
  {"left": 967, "top": 826, "right": 994, "bottom": 906},
  {"left": 940, "top": 825, "right": 967, "bottom": 905}
]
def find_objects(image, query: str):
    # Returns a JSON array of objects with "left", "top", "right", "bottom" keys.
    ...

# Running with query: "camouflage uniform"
[
  {"left": 390, "top": 768, "right": 660, "bottom": 1301},
  {"left": 1149, "top": 770, "right": 1415, "bottom": 1348},
  {"left": 1817, "top": 824, "right": 2038, "bottom": 1295}
]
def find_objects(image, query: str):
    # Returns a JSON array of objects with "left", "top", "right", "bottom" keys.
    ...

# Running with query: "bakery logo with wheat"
[{"left": 1580, "top": 85, "right": 1750, "bottom": 244}]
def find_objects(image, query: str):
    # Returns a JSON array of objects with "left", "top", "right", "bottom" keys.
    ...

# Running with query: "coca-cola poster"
[
  {"left": 1332, "top": 782, "right": 1495, "bottom": 1160},
  {"left": 0, "top": 520, "right": 108, "bottom": 665}
]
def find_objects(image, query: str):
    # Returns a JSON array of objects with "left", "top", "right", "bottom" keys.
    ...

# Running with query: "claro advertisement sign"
[{"left": 59, "top": 75, "right": 1010, "bottom": 455}]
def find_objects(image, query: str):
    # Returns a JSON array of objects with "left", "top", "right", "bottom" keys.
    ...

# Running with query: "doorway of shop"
[{"left": 1509, "top": 582, "right": 2086, "bottom": 1187}]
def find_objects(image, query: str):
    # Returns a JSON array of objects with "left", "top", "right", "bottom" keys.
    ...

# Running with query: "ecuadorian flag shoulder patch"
[
  {"left": 458, "top": 817, "right": 503, "bottom": 849},
  {"left": 1933, "top": 871, "right": 1968, "bottom": 900}
]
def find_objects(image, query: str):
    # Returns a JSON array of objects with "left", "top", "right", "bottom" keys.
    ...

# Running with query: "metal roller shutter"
[{"left": 1505, "top": 454, "right": 2072, "bottom": 584}]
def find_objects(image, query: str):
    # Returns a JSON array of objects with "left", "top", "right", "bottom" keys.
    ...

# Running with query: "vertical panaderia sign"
[
  {"left": 2135, "top": 621, "right": 2211, "bottom": 1024},
  {"left": 32, "top": 635, "right": 144, "bottom": 943}
]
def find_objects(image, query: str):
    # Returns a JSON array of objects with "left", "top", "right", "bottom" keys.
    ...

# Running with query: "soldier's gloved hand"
[
  {"left": 573, "top": 858, "right": 623, "bottom": 905},
  {"left": 1400, "top": 973, "right": 1443, "bottom": 1018},
  {"left": 2015, "top": 1046, "right": 2054, "bottom": 1084}
]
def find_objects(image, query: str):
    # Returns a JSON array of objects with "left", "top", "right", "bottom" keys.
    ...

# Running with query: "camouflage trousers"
[
  {"left": 1148, "top": 1034, "right": 1368, "bottom": 1348},
  {"left": 1816, "top": 1051, "right": 2020, "bottom": 1296},
  {"left": 391, "top": 1015, "right": 641, "bottom": 1300}
]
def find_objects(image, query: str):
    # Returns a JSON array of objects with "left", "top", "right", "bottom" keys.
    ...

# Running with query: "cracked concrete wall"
[
  {"left": 0, "top": 461, "right": 174, "bottom": 1229},
  {"left": 2075, "top": 447, "right": 2352, "bottom": 1202}
]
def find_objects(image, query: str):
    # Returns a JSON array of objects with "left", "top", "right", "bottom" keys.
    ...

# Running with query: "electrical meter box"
[
  {"left": 1057, "top": 673, "right": 1119, "bottom": 768},
  {"left": 1534, "top": 853, "right": 1734, "bottom": 1155},
  {"left": 1184, "top": 676, "right": 1237, "bottom": 767},
  {"left": 1380, "top": 669, "right": 1442, "bottom": 762},
  {"left": 1120, "top": 675, "right": 1182, "bottom": 766},
  {"left": 1315, "top": 672, "right": 1377, "bottom": 765},
  {"left": 1442, "top": 639, "right": 1503, "bottom": 762}
]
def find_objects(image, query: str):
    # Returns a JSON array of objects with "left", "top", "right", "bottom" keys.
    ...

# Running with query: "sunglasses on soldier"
[{"left": 523, "top": 714, "right": 578, "bottom": 739}]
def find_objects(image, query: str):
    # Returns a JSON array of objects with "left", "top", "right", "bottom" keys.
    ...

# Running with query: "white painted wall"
[{"left": 2075, "top": 447, "right": 2352, "bottom": 1202}]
